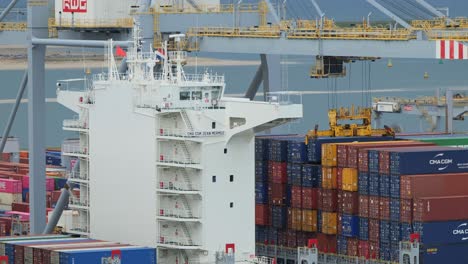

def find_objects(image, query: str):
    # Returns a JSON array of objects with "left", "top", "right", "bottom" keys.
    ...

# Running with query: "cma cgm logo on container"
[
  {"left": 453, "top": 223, "right": 468, "bottom": 240},
  {"left": 429, "top": 153, "right": 453, "bottom": 171},
  {"left": 63, "top": 0, "right": 87, "bottom": 13}
]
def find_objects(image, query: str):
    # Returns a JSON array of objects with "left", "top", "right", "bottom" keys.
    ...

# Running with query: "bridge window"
[
  {"left": 180, "top": 91, "right": 190, "bottom": 100},
  {"left": 192, "top": 91, "right": 202, "bottom": 100}
]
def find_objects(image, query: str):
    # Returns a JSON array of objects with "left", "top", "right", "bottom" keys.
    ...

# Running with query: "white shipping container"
[
  {"left": 55, "top": 0, "right": 133, "bottom": 28},
  {"left": 0, "top": 193, "right": 22, "bottom": 206}
]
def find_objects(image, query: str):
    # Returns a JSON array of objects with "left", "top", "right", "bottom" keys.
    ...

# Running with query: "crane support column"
[{"left": 27, "top": 0, "right": 49, "bottom": 234}]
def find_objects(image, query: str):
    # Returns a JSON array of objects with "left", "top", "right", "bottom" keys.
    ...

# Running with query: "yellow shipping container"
[
  {"left": 291, "top": 208, "right": 302, "bottom": 231},
  {"left": 301, "top": 209, "right": 317, "bottom": 232},
  {"left": 322, "top": 167, "right": 337, "bottom": 189},
  {"left": 321, "top": 143, "right": 337, "bottom": 167},
  {"left": 342, "top": 168, "right": 358, "bottom": 191},
  {"left": 321, "top": 212, "right": 337, "bottom": 235}
]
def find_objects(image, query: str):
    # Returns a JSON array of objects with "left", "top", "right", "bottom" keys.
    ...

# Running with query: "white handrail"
[{"left": 158, "top": 181, "right": 201, "bottom": 191}]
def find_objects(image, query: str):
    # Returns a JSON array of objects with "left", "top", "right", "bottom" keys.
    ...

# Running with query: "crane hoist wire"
[
  {"left": 403, "top": 0, "right": 435, "bottom": 19},
  {"left": 380, "top": 0, "right": 417, "bottom": 21}
]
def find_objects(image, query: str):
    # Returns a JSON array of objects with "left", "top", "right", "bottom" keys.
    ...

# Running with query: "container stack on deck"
[
  {"left": 255, "top": 135, "right": 468, "bottom": 263},
  {"left": 0, "top": 235, "right": 157, "bottom": 263}
]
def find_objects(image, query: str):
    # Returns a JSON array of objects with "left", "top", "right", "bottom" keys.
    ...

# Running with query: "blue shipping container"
[
  {"left": 341, "top": 214, "right": 360, "bottom": 238},
  {"left": 337, "top": 236, "right": 348, "bottom": 255},
  {"left": 401, "top": 223, "right": 413, "bottom": 241},
  {"left": 59, "top": 247, "right": 157, "bottom": 264},
  {"left": 271, "top": 206, "right": 288, "bottom": 229},
  {"left": 369, "top": 173, "right": 380, "bottom": 196},
  {"left": 368, "top": 150, "right": 380, "bottom": 173},
  {"left": 358, "top": 172, "right": 369, "bottom": 195},
  {"left": 288, "top": 163, "right": 302, "bottom": 186},
  {"left": 419, "top": 243, "right": 468, "bottom": 264},
  {"left": 390, "top": 221, "right": 401, "bottom": 242},
  {"left": 390, "top": 198, "right": 400, "bottom": 222},
  {"left": 379, "top": 241, "right": 391, "bottom": 261},
  {"left": 379, "top": 174, "right": 390, "bottom": 197},
  {"left": 317, "top": 210, "right": 322, "bottom": 233},
  {"left": 255, "top": 182, "right": 268, "bottom": 204},
  {"left": 256, "top": 226, "right": 268, "bottom": 243},
  {"left": 302, "top": 164, "right": 320, "bottom": 188},
  {"left": 359, "top": 217, "right": 369, "bottom": 241},
  {"left": 390, "top": 241, "right": 400, "bottom": 262},
  {"left": 268, "top": 227, "right": 278, "bottom": 244},
  {"left": 389, "top": 174, "right": 400, "bottom": 198},
  {"left": 255, "top": 138, "right": 270, "bottom": 161},
  {"left": 269, "top": 138, "right": 289, "bottom": 162},
  {"left": 380, "top": 220, "right": 391, "bottom": 242},
  {"left": 389, "top": 147, "right": 468, "bottom": 175},
  {"left": 413, "top": 220, "right": 468, "bottom": 244},
  {"left": 287, "top": 139, "right": 308, "bottom": 163},
  {"left": 255, "top": 160, "right": 268, "bottom": 182}
]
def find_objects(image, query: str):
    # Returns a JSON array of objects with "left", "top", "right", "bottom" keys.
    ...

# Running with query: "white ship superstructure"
[{"left": 57, "top": 27, "right": 302, "bottom": 264}]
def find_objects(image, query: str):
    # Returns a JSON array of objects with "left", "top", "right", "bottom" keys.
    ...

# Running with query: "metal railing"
[
  {"left": 158, "top": 181, "right": 201, "bottom": 192},
  {"left": 63, "top": 117, "right": 88, "bottom": 129},
  {"left": 266, "top": 92, "right": 303, "bottom": 105},
  {"left": 158, "top": 235, "right": 199, "bottom": 247},
  {"left": 57, "top": 78, "right": 90, "bottom": 92},
  {"left": 69, "top": 197, "right": 89, "bottom": 207},
  {"left": 158, "top": 128, "right": 225, "bottom": 138},
  {"left": 154, "top": 3, "right": 261, "bottom": 14},
  {"left": 68, "top": 170, "right": 88, "bottom": 181},
  {"left": 426, "top": 30, "right": 468, "bottom": 41},
  {"left": 159, "top": 208, "right": 201, "bottom": 219},
  {"left": 53, "top": 18, "right": 133, "bottom": 29},
  {"left": 188, "top": 26, "right": 281, "bottom": 38},
  {"left": 158, "top": 153, "right": 198, "bottom": 165},
  {"left": 0, "top": 22, "right": 26, "bottom": 31},
  {"left": 62, "top": 144, "right": 88, "bottom": 155}
]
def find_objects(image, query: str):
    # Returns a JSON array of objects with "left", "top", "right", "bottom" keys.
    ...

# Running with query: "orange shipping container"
[
  {"left": 291, "top": 208, "right": 302, "bottom": 231},
  {"left": 302, "top": 209, "right": 317, "bottom": 232},
  {"left": 322, "top": 167, "right": 337, "bottom": 189},
  {"left": 322, "top": 212, "right": 337, "bottom": 235},
  {"left": 19, "top": 151, "right": 28, "bottom": 159},
  {"left": 342, "top": 168, "right": 358, "bottom": 192},
  {"left": 321, "top": 143, "right": 338, "bottom": 167}
]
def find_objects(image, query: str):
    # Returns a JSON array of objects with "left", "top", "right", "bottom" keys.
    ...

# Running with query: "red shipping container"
[
  {"left": 401, "top": 173, "right": 468, "bottom": 200},
  {"left": 0, "top": 217, "right": 12, "bottom": 236},
  {"left": 278, "top": 230, "right": 288, "bottom": 247},
  {"left": 379, "top": 197, "right": 390, "bottom": 220},
  {"left": 359, "top": 195, "right": 369, "bottom": 218},
  {"left": 337, "top": 214, "right": 342, "bottom": 235},
  {"left": 369, "top": 219, "right": 380, "bottom": 242},
  {"left": 302, "top": 187, "right": 318, "bottom": 209},
  {"left": 369, "top": 241, "right": 380, "bottom": 260},
  {"left": 22, "top": 176, "right": 55, "bottom": 191},
  {"left": 291, "top": 186, "right": 302, "bottom": 208},
  {"left": 287, "top": 230, "right": 297, "bottom": 248},
  {"left": 341, "top": 191, "right": 359, "bottom": 215},
  {"left": 378, "top": 150, "right": 390, "bottom": 175},
  {"left": 337, "top": 168, "right": 343, "bottom": 190},
  {"left": 347, "top": 238, "right": 359, "bottom": 257},
  {"left": 358, "top": 240, "right": 370, "bottom": 259},
  {"left": 297, "top": 231, "right": 316, "bottom": 248},
  {"left": 255, "top": 204, "right": 270, "bottom": 226},
  {"left": 319, "top": 189, "right": 337, "bottom": 212},
  {"left": 400, "top": 198, "right": 413, "bottom": 223},
  {"left": 269, "top": 183, "right": 287, "bottom": 205},
  {"left": 369, "top": 196, "right": 380, "bottom": 219},
  {"left": 268, "top": 161, "right": 287, "bottom": 184},
  {"left": 51, "top": 190, "right": 62, "bottom": 204},
  {"left": 287, "top": 208, "right": 293, "bottom": 229},
  {"left": 1, "top": 153, "right": 11, "bottom": 162},
  {"left": 337, "top": 191, "right": 343, "bottom": 213},
  {"left": 317, "top": 233, "right": 337, "bottom": 254},
  {"left": 12, "top": 202, "right": 29, "bottom": 213},
  {"left": 337, "top": 145, "right": 348, "bottom": 168},
  {"left": 25, "top": 192, "right": 52, "bottom": 208},
  {"left": 358, "top": 149, "right": 370, "bottom": 172},
  {"left": 414, "top": 195, "right": 468, "bottom": 222}
]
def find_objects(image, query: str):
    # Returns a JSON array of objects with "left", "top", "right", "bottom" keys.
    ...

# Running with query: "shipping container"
[
  {"left": 369, "top": 241, "right": 380, "bottom": 259},
  {"left": 369, "top": 219, "right": 380, "bottom": 242},
  {"left": 321, "top": 167, "right": 337, "bottom": 189},
  {"left": 400, "top": 173, "right": 468, "bottom": 200},
  {"left": 322, "top": 212, "right": 338, "bottom": 235},
  {"left": 390, "top": 221, "right": 401, "bottom": 242},
  {"left": 290, "top": 208, "right": 302, "bottom": 231},
  {"left": 400, "top": 198, "right": 413, "bottom": 223},
  {"left": 269, "top": 183, "right": 287, "bottom": 205},
  {"left": 22, "top": 176, "right": 55, "bottom": 191},
  {"left": 380, "top": 220, "right": 391, "bottom": 243},
  {"left": 341, "top": 214, "right": 359, "bottom": 238},
  {"left": 322, "top": 143, "right": 338, "bottom": 167},
  {"left": 369, "top": 196, "right": 380, "bottom": 219},
  {"left": 369, "top": 173, "right": 379, "bottom": 196},
  {"left": 291, "top": 186, "right": 302, "bottom": 208},
  {"left": 319, "top": 189, "right": 337, "bottom": 212},
  {"left": 358, "top": 195, "right": 369, "bottom": 218},
  {"left": 0, "top": 179, "right": 21, "bottom": 194},
  {"left": 255, "top": 160, "right": 268, "bottom": 182},
  {"left": 256, "top": 226, "right": 268, "bottom": 243},
  {"left": 358, "top": 172, "right": 369, "bottom": 195},
  {"left": 301, "top": 164, "right": 320, "bottom": 188},
  {"left": 57, "top": 246, "right": 157, "bottom": 264},
  {"left": 301, "top": 209, "right": 317, "bottom": 232},
  {"left": 379, "top": 174, "right": 390, "bottom": 197},
  {"left": 379, "top": 197, "right": 390, "bottom": 221},
  {"left": 269, "top": 139, "right": 289, "bottom": 162},
  {"left": 340, "top": 191, "right": 358, "bottom": 215},
  {"left": 379, "top": 241, "right": 391, "bottom": 261},
  {"left": 414, "top": 195, "right": 468, "bottom": 222},
  {"left": 255, "top": 138, "right": 270, "bottom": 161},
  {"left": 390, "top": 174, "right": 400, "bottom": 198},
  {"left": 288, "top": 163, "right": 302, "bottom": 186},
  {"left": 337, "top": 235, "right": 347, "bottom": 255},
  {"left": 342, "top": 168, "right": 358, "bottom": 192},
  {"left": 317, "top": 233, "right": 337, "bottom": 253},
  {"left": 337, "top": 168, "right": 343, "bottom": 191},
  {"left": 287, "top": 139, "right": 308, "bottom": 163},
  {"left": 271, "top": 206, "right": 288, "bottom": 229},
  {"left": 302, "top": 187, "right": 318, "bottom": 209},
  {"left": 390, "top": 198, "right": 400, "bottom": 222},
  {"left": 359, "top": 217, "right": 369, "bottom": 240},
  {"left": 358, "top": 240, "right": 369, "bottom": 259},
  {"left": 255, "top": 182, "right": 268, "bottom": 204},
  {"left": 347, "top": 238, "right": 359, "bottom": 257},
  {"left": 401, "top": 222, "right": 412, "bottom": 241},
  {"left": 255, "top": 204, "right": 270, "bottom": 226},
  {"left": 287, "top": 230, "right": 297, "bottom": 248},
  {"left": 269, "top": 162, "right": 288, "bottom": 184}
]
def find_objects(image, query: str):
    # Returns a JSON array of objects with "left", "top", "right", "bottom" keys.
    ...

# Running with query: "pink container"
[
  {"left": 23, "top": 176, "right": 54, "bottom": 191},
  {"left": 5, "top": 211, "right": 29, "bottom": 221},
  {"left": 0, "top": 178, "right": 22, "bottom": 194}
]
